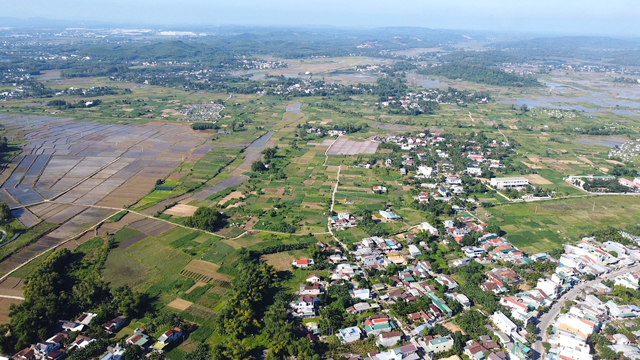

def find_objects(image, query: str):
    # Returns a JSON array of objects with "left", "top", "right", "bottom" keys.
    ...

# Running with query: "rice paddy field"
[{"left": 479, "top": 195, "right": 640, "bottom": 253}]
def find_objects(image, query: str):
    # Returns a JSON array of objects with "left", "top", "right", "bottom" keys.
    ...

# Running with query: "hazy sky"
[{"left": 4, "top": 0, "right": 640, "bottom": 36}]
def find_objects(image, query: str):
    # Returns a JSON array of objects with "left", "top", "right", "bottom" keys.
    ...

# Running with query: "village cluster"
[
  {"left": 609, "top": 139, "right": 640, "bottom": 165},
  {"left": 378, "top": 89, "right": 489, "bottom": 112},
  {"left": 286, "top": 221, "right": 640, "bottom": 360},
  {"left": 12, "top": 314, "right": 184, "bottom": 360},
  {"left": 280, "top": 130, "right": 640, "bottom": 360},
  {"left": 180, "top": 103, "right": 224, "bottom": 122}
]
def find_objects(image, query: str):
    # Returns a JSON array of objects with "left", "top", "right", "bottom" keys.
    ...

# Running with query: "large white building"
[
  {"left": 490, "top": 177, "right": 530, "bottom": 189},
  {"left": 492, "top": 311, "right": 517, "bottom": 334}
]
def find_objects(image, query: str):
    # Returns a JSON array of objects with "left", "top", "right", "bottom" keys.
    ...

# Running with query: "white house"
[
  {"left": 377, "top": 331, "right": 402, "bottom": 347},
  {"left": 417, "top": 166, "right": 433, "bottom": 178},
  {"left": 292, "top": 259, "right": 314, "bottom": 268},
  {"left": 409, "top": 244, "right": 422, "bottom": 256},
  {"left": 536, "top": 278, "right": 560, "bottom": 298},
  {"left": 466, "top": 167, "right": 482, "bottom": 176},
  {"left": 492, "top": 311, "right": 517, "bottom": 334},
  {"left": 421, "top": 222, "right": 439, "bottom": 236},
  {"left": 446, "top": 175, "right": 462, "bottom": 185},
  {"left": 155, "top": 328, "right": 183, "bottom": 348},
  {"left": 306, "top": 274, "right": 322, "bottom": 283},
  {"left": 351, "top": 288, "right": 371, "bottom": 300},
  {"left": 337, "top": 327, "right": 362, "bottom": 344},
  {"left": 425, "top": 336, "right": 455, "bottom": 353}
]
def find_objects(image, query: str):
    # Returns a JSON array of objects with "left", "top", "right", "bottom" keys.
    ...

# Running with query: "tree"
[
  {"left": 261, "top": 147, "right": 277, "bottom": 160},
  {"left": 251, "top": 161, "right": 267, "bottom": 172},
  {"left": 187, "top": 344, "right": 213, "bottom": 360},
  {"left": 485, "top": 223, "right": 505, "bottom": 236},
  {"left": 0, "top": 203, "right": 12, "bottom": 223},
  {"left": 185, "top": 207, "right": 227, "bottom": 232}
]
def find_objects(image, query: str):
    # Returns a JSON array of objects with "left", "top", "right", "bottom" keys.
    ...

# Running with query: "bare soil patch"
[
  {"left": 524, "top": 174, "right": 553, "bottom": 185},
  {"left": 186, "top": 281, "right": 208, "bottom": 294},
  {"left": 0, "top": 277, "right": 24, "bottom": 297},
  {"left": 0, "top": 298, "right": 21, "bottom": 324},
  {"left": 528, "top": 155, "right": 542, "bottom": 163},
  {"left": 217, "top": 191, "right": 244, "bottom": 206},
  {"left": 442, "top": 321, "right": 465, "bottom": 335},
  {"left": 164, "top": 204, "right": 199, "bottom": 217},
  {"left": 262, "top": 253, "right": 297, "bottom": 271},
  {"left": 606, "top": 159, "right": 625, "bottom": 165},
  {"left": 182, "top": 260, "right": 233, "bottom": 282},
  {"left": 578, "top": 156, "right": 594, "bottom": 166},
  {"left": 167, "top": 172, "right": 186, "bottom": 181},
  {"left": 167, "top": 298, "right": 193, "bottom": 311},
  {"left": 558, "top": 160, "right": 582, "bottom": 165},
  {"left": 244, "top": 216, "right": 259, "bottom": 230},
  {"left": 303, "top": 180, "right": 315, "bottom": 186},
  {"left": 161, "top": 109, "right": 181, "bottom": 117},
  {"left": 522, "top": 161, "right": 545, "bottom": 169}
]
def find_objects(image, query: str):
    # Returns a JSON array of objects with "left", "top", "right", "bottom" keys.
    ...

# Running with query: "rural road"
[{"left": 532, "top": 264, "right": 640, "bottom": 358}]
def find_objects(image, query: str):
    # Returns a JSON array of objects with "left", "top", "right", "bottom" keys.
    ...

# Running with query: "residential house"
[
  {"left": 408, "top": 245, "right": 422, "bottom": 256},
  {"left": 464, "top": 341, "right": 487, "bottom": 360},
  {"left": 492, "top": 311, "right": 517, "bottom": 334},
  {"left": 13, "top": 348, "right": 35, "bottom": 360},
  {"left": 299, "top": 282, "right": 322, "bottom": 296},
  {"left": 436, "top": 275, "right": 458, "bottom": 290},
  {"left": 379, "top": 209, "right": 402, "bottom": 221},
  {"left": 337, "top": 327, "right": 362, "bottom": 344},
  {"left": 306, "top": 274, "right": 322, "bottom": 283},
  {"left": 153, "top": 328, "right": 183, "bottom": 351},
  {"left": 34, "top": 342, "right": 60, "bottom": 359},
  {"left": 425, "top": 336, "right": 455, "bottom": 353},
  {"left": 420, "top": 222, "right": 439, "bottom": 236},
  {"left": 292, "top": 258, "right": 315, "bottom": 268},
  {"left": 290, "top": 296, "right": 317, "bottom": 318},
  {"left": 104, "top": 316, "right": 127, "bottom": 334},
  {"left": 364, "top": 315, "right": 394, "bottom": 336},
  {"left": 126, "top": 328, "right": 151, "bottom": 348},
  {"left": 351, "top": 288, "right": 371, "bottom": 300},
  {"left": 377, "top": 331, "right": 402, "bottom": 347},
  {"left": 373, "top": 186, "right": 388, "bottom": 193}
]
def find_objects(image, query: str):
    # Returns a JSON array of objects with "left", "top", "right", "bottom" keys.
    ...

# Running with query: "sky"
[{"left": 3, "top": 0, "right": 640, "bottom": 36}]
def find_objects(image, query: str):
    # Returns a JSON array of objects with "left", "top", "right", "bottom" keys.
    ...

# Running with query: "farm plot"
[
  {"left": 0, "top": 298, "right": 22, "bottom": 324},
  {"left": 0, "top": 114, "right": 207, "bottom": 210},
  {"left": 483, "top": 195, "right": 640, "bottom": 253},
  {"left": 0, "top": 207, "right": 116, "bottom": 276},
  {"left": 167, "top": 298, "right": 193, "bottom": 311},
  {"left": 181, "top": 260, "right": 233, "bottom": 287},
  {"left": 326, "top": 137, "right": 379, "bottom": 155},
  {"left": 128, "top": 218, "right": 175, "bottom": 237},
  {"left": 523, "top": 174, "right": 553, "bottom": 185},
  {"left": 164, "top": 204, "right": 198, "bottom": 217}
]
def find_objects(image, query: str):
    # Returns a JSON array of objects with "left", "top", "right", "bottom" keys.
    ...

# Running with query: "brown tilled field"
[
  {"left": 524, "top": 174, "right": 553, "bottom": 185},
  {"left": 167, "top": 298, "right": 193, "bottom": 311},
  {"left": 262, "top": 253, "right": 297, "bottom": 271},
  {"left": 0, "top": 298, "right": 22, "bottom": 324},
  {"left": 217, "top": 191, "right": 245, "bottom": 206},
  {"left": 182, "top": 260, "right": 233, "bottom": 282},
  {"left": 164, "top": 204, "right": 198, "bottom": 217}
]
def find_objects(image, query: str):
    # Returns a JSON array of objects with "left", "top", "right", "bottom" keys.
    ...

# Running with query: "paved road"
[{"left": 532, "top": 264, "right": 640, "bottom": 358}]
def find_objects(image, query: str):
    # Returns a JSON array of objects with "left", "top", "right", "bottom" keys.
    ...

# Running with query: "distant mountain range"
[{"left": 492, "top": 36, "right": 640, "bottom": 51}]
